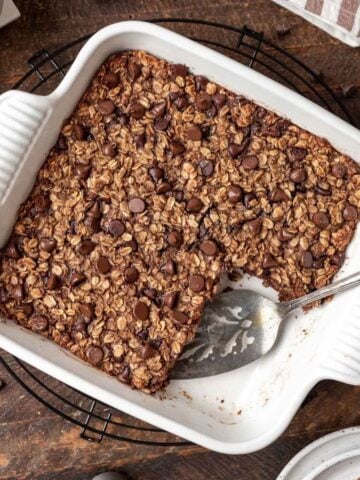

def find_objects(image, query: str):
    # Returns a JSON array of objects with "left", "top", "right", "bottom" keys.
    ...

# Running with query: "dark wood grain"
[{"left": 0, "top": 1, "right": 360, "bottom": 479}]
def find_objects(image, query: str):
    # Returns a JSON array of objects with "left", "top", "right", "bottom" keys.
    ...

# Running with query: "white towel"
[{"left": 273, "top": 0, "right": 360, "bottom": 46}]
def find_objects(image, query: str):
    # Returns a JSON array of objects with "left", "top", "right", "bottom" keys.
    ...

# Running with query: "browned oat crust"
[{"left": 0, "top": 50, "right": 359, "bottom": 392}]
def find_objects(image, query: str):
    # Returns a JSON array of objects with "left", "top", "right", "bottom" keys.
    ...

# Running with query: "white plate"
[
  {"left": 0, "top": 21, "right": 360, "bottom": 454},
  {"left": 278, "top": 427, "right": 360, "bottom": 480}
]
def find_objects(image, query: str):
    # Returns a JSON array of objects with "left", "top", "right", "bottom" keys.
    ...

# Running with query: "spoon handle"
[{"left": 282, "top": 270, "right": 360, "bottom": 313}]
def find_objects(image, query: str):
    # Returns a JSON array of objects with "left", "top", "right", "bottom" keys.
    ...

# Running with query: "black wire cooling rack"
[{"left": 0, "top": 18, "right": 357, "bottom": 447}]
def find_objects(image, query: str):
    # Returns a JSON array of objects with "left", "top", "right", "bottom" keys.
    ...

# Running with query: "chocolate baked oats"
[{"left": 0, "top": 50, "right": 359, "bottom": 392}]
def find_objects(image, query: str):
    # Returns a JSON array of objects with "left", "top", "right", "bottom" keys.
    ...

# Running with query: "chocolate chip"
[
  {"left": 21, "top": 303, "right": 34, "bottom": 316},
  {"left": 247, "top": 217, "right": 262, "bottom": 234},
  {"left": 86, "top": 346, "right": 104, "bottom": 365},
  {"left": 187, "top": 125, "right": 202, "bottom": 141},
  {"left": 343, "top": 205, "right": 357, "bottom": 221},
  {"left": 127, "top": 239, "right": 138, "bottom": 252},
  {"left": 331, "top": 252, "right": 345, "bottom": 266},
  {"left": 129, "top": 102, "right": 146, "bottom": 119},
  {"left": 213, "top": 93, "right": 226, "bottom": 107},
  {"left": 311, "top": 242, "right": 325, "bottom": 259},
  {"left": 207, "top": 104, "right": 217, "bottom": 118},
  {"left": 38, "top": 238, "right": 56, "bottom": 253},
  {"left": 78, "top": 239, "right": 96, "bottom": 255},
  {"left": 30, "top": 315, "right": 48, "bottom": 332},
  {"left": 149, "top": 167, "right": 164, "bottom": 182},
  {"left": 278, "top": 229, "right": 294, "bottom": 241},
  {"left": 171, "top": 310, "right": 188, "bottom": 324},
  {"left": 270, "top": 188, "right": 288, "bottom": 203},
  {"left": 75, "top": 164, "right": 91, "bottom": 180},
  {"left": 133, "top": 301, "right": 149, "bottom": 321},
  {"left": 98, "top": 100, "right": 115, "bottom": 116},
  {"left": 288, "top": 147, "right": 307, "bottom": 161},
  {"left": 161, "top": 260, "right": 176, "bottom": 275},
  {"left": 263, "top": 121, "right": 286, "bottom": 138},
  {"left": 137, "top": 329, "right": 149, "bottom": 341},
  {"left": 157, "top": 182, "right": 172, "bottom": 194},
  {"left": 170, "top": 64, "right": 188, "bottom": 78},
  {"left": 263, "top": 254, "right": 277, "bottom": 269},
  {"left": 189, "top": 274, "right": 205, "bottom": 292},
  {"left": 276, "top": 25, "right": 291, "bottom": 39},
  {"left": 242, "top": 155, "right": 258, "bottom": 170},
  {"left": 108, "top": 219, "right": 125, "bottom": 237},
  {"left": 70, "top": 272, "right": 86, "bottom": 287},
  {"left": 34, "top": 194, "right": 50, "bottom": 213},
  {"left": 186, "top": 197, "right": 203, "bottom": 212},
  {"left": 154, "top": 116, "right": 170, "bottom": 131},
  {"left": 87, "top": 201, "right": 102, "bottom": 218},
  {"left": 290, "top": 168, "right": 306, "bottom": 183},
  {"left": 173, "top": 94, "right": 188, "bottom": 111},
  {"left": 315, "top": 185, "right": 331, "bottom": 196},
  {"left": 4, "top": 239, "right": 20, "bottom": 259},
  {"left": 125, "top": 267, "right": 139, "bottom": 283},
  {"left": 128, "top": 59, "right": 142, "bottom": 81},
  {"left": 118, "top": 113, "right": 129, "bottom": 125},
  {"left": 163, "top": 291, "right": 178, "bottom": 308},
  {"left": 200, "top": 240, "right": 217, "bottom": 256},
  {"left": 12, "top": 284, "right": 24, "bottom": 300},
  {"left": 102, "top": 142, "right": 117, "bottom": 158},
  {"left": 134, "top": 133, "right": 146, "bottom": 148},
  {"left": 103, "top": 72, "right": 119, "bottom": 88},
  {"left": 331, "top": 164, "right": 346, "bottom": 179},
  {"left": 85, "top": 216, "right": 101, "bottom": 234},
  {"left": 118, "top": 365, "right": 131, "bottom": 384},
  {"left": 300, "top": 251, "right": 313, "bottom": 268},
  {"left": 313, "top": 258, "right": 325, "bottom": 269},
  {"left": 174, "top": 190, "right": 184, "bottom": 202},
  {"left": 79, "top": 303, "right": 94, "bottom": 321},
  {"left": 167, "top": 230, "right": 183, "bottom": 247},
  {"left": 74, "top": 124, "right": 87, "bottom": 141},
  {"left": 71, "top": 321, "right": 88, "bottom": 339},
  {"left": 313, "top": 212, "right": 330, "bottom": 229},
  {"left": 200, "top": 159, "right": 214, "bottom": 177},
  {"left": 129, "top": 197, "right": 146, "bottom": 213},
  {"left": 97, "top": 256, "right": 111, "bottom": 274},
  {"left": 141, "top": 342, "right": 158, "bottom": 359},
  {"left": 228, "top": 143, "right": 244, "bottom": 159},
  {"left": 143, "top": 287, "right": 157, "bottom": 300},
  {"left": 169, "top": 141, "right": 185, "bottom": 155},
  {"left": 196, "top": 93, "right": 212, "bottom": 111},
  {"left": 151, "top": 101, "right": 166, "bottom": 117},
  {"left": 195, "top": 75, "right": 208, "bottom": 91},
  {"left": 244, "top": 193, "right": 256, "bottom": 209},
  {"left": 228, "top": 185, "right": 243, "bottom": 203},
  {"left": 341, "top": 84, "right": 357, "bottom": 99},
  {"left": 47, "top": 274, "right": 59, "bottom": 290},
  {"left": 56, "top": 135, "right": 67, "bottom": 151}
]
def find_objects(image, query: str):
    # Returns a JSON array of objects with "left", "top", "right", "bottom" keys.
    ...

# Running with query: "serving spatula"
[{"left": 171, "top": 270, "right": 360, "bottom": 379}]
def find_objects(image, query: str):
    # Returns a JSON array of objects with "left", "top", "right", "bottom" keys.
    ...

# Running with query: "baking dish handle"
[{"left": 0, "top": 90, "right": 51, "bottom": 207}]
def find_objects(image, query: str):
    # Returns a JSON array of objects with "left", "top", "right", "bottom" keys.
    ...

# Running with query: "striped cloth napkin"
[{"left": 273, "top": 0, "right": 360, "bottom": 46}]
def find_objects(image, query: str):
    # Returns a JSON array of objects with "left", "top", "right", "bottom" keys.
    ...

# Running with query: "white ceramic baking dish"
[{"left": 0, "top": 21, "right": 360, "bottom": 455}]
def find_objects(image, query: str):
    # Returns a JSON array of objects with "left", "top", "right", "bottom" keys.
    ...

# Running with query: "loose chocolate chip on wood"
[
  {"left": 167, "top": 231, "right": 183, "bottom": 247},
  {"left": 125, "top": 267, "right": 139, "bottom": 283},
  {"left": 313, "top": 212, "right": 330, "bottom": 229},
  {"left": 228, "top": 185, "right": 243, "bottom": 203},
  {"left": 129, "top": 197, "right": 146, "bottom": 213},
  {"left": 86, "top": 346, "right": 104, "bottom": 365},
  {"left": 133, "top": 301, "right": 149, "bottom": 321},
  {"left": 78, "top": 239, "right": 96, "bottom": 255},
  {"left": 276, "top": 25, "right": 291, "bottom": 39},
  {"left": 163, "top": 291, "right": 178, "bottom": 308},
  {"left": 30, "top": 315, "right": 48, "bottom": 332},
  {"left": 98, "top": 100, "right": 115, "bottom": 116},
  {"left": 200, "top": 240, "right": 217, "bottom": 256},
  {"left": 186, "top": 197, "right": 203, "bottom": 212},
  {"left": 103, "top": 72, "right": 119, "bottom": 88},
  {"left": 97, "top": 256, "right": 111, "bottom": 274},
  {"left": 189, "top": 274, "right": 205, "bottom": 292},
  {"left": 109, "top": 219, "right": 125, "bottom": 237}
]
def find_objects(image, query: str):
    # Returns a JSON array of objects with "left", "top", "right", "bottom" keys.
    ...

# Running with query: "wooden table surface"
[{"left": 0, "top": 1, "right": 359, "bottom": 479}]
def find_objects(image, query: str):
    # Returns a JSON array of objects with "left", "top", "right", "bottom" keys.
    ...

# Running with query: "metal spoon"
[{"left": 171, "top": 270, "right": 360, "bottom": 379}]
